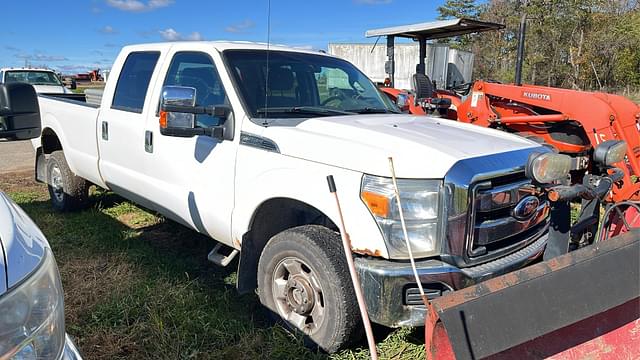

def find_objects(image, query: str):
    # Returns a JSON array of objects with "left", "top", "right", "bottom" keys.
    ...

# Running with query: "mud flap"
[{"left": 427, "top": 230, "right": 639, "bottom": 360}]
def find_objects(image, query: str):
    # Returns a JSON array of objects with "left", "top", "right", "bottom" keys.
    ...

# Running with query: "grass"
[{"left": 0, "top": 171, "right": 424, "bottom": 360}]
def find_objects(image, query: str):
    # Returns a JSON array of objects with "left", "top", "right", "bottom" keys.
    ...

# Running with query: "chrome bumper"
[
  {"left": 354, "top": 233, "right": 547, "bottom": 327},
  {"left": 60, "top": 334, "right": 82, "bottom": 360}
]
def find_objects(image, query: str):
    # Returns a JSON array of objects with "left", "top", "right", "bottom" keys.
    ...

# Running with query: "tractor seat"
[{"left": 411, "top": 73, "right": 451, "bottom": 116}]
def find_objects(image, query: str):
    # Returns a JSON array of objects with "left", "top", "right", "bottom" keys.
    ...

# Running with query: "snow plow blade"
[{"left": 426, "top": 230, "right": 640, "bottom": 360}]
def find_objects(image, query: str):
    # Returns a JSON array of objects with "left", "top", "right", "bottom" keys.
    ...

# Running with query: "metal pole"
[
  {"left": 326, "top": 175, "right": 378, "bottom": 360},
  {"left": 515, "top": 2, "right": 527, "bottom": 86},
  {"left": 386, "top": 36, "right": 395, "bottom": 87},
  {"left": 418, "top": 36, "right": 426, "bottom": 75}
]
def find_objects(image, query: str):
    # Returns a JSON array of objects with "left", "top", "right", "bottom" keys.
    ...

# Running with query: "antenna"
[{"left": 262, "top": 0, "right": 272, "bottom": 125}]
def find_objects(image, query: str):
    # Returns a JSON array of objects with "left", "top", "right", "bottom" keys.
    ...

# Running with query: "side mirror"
[
  {"left": 395, "top": 93, "right": 410, "bottom": 112},
  {"left": 0, "top": 83, "right": 41, "bottom": 140},
  {"left": 159, "top": 85, "right": 234, "bottom": 141}
]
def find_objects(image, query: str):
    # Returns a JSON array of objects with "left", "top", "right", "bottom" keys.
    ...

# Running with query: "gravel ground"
[{"left": 0, "top": 140, "right": 34, "bottom": 173}]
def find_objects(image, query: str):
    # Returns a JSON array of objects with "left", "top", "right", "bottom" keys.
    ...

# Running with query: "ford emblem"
[{"left": 512, "top": 196, "right": 539, "bottom": 221}]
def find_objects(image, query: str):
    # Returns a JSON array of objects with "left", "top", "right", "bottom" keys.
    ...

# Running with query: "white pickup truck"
[{"left": 32, "top": 41, "right": 550, "bottom": 352}]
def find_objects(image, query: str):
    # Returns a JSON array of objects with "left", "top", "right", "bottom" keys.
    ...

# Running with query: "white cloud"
[
  {"left": 159, "top": 28, "right": 203, "bottom": 41},
  {"left": 225, "top": 20, "right": 255, "bottom": 33},
  {"left": 16, "top": 53, "right": 68, "bottom": 62},
  {"left": 100, "top": 25, "right": 118, "bottom": 34},
  {"left": 105, "top": 0, "right": 173, "bottom": 12},
  {"left": 159, "top": 28, "right": 180, "bottom": 41}
]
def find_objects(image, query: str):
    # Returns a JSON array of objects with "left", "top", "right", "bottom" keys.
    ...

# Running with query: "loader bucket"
[{"left": 426, "top": 230, "right": 640, "bottom": 360}]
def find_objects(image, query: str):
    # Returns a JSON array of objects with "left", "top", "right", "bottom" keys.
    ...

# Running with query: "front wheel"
[{"left": 257, "top": 225, "right": 362, "bottom": 353}]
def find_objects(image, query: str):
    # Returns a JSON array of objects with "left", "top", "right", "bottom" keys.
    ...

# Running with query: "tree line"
[{"left": 438, "top": 0, "right": 640, "bottom": 93}]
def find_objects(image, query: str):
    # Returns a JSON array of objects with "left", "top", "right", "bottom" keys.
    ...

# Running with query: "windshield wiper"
[
  {"left": 345, "top": 107, "right": 400, "bottom": 114},
  {"left": 256, "top": 106, "right": 355, "bottom": 117}
]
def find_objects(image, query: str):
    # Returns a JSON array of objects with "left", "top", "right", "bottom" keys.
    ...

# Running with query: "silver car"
[{"left": 0, "top": 192, "right": 82, "bottom": 359}]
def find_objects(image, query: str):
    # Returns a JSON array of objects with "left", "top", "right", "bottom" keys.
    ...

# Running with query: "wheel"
[
  {"left": 257, "top": 225, "right": 362, "bottom": 353},
  {"left": 47, "top": 150, "right": 89, "bottom": 212}
]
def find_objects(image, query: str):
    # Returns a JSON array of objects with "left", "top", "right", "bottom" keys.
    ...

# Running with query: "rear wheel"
[
  {"left": 257, "top": 225, "right": 362, "bottom": 353},
  {"left": 47, "top": 150, "right": 89, "bottom": 212}
]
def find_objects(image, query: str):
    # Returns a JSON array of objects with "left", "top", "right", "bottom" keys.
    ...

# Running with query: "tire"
[
  {"left": 257, "top": 225, "right": 362, "bottom": 353},
  {"left": 47, "top": 150, "right": 89, "bottom": 212}
]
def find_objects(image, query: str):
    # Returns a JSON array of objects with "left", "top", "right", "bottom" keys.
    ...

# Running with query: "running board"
[{"left": 207, "top": 243, "right": 239, "bottom": 267}]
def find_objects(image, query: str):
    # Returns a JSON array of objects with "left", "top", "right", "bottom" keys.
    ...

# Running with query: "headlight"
[
  {"left": 593, "top": 140, "right": 627, "bottom": 166},
  {"left": 0, "top": 249, "right": 66, "bottom": 360},
  {"left": 361, "top": 174, "right": 443, "bottom": 259},
  {"left": 526, "top": 152, "right": 572, "bottom": 184}
]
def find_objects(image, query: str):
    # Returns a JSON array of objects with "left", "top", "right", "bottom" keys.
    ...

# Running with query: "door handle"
[
  {"left": 145, "top": 130, "right": 153, "bottom": 153},
  {"left": 101, "top": 121, "right": 109, "bottom": 140}
]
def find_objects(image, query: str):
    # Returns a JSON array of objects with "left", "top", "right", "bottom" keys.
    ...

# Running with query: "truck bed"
[{"left": 36, "top": 95, "right": 104, "bottom": 187}]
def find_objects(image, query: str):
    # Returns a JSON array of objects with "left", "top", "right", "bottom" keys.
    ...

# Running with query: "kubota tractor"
[{"left": 365, "top": 18, "right": 639, "bottom": 238}]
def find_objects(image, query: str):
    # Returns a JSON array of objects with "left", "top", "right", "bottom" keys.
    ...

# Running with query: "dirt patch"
[
  {"left": 0, "top": 140, "right": 35, "bottom": 174},
  {"left": 0, "top": 169, "right": 43, "bottom": 193}
]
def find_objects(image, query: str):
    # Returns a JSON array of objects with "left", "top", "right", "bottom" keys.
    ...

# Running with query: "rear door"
[{"left": 97, "top": 48, "right": 167, "bottom": 208}]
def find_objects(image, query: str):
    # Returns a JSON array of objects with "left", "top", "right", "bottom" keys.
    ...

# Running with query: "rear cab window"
[{"left": 111, "top": 52, "right": 160, "bottom": 113}]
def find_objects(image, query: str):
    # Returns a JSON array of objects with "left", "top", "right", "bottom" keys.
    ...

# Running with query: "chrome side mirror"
[{"left": 160, "top": 85, "right": 196, "bottom": 129}]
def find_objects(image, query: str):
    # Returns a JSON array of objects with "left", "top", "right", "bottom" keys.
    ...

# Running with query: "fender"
[{"left": 232, "top": 158, "right": 388, "bottom": 259}]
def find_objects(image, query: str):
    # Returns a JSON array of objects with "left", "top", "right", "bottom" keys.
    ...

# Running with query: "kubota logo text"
[{"left": 522, "top": 92, "right": 551, "bottom": 101}]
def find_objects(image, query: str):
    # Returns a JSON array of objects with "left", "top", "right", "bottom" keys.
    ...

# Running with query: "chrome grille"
[{"left": 466, "top": 173, "right": 549, "bottom": 262}]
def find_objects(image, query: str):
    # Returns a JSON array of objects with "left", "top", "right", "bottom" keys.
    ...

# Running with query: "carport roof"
[{"left": 365, "top": 18, "right": 505, "bottom": 40}]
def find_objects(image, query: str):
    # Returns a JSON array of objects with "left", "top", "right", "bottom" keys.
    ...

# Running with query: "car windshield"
[
  {"left": 224, "top": 50, "right": 399, "bottom": 120},
  {"left": 4, "top": 71, "right": 62, "bottom": 86}
]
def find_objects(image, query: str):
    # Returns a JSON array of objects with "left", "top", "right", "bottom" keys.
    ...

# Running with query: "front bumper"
[
  {"left": 355, "top": 233, "right": 547, "bottom": 327},
  {"left": 60, "top": 334, "right": 82, "bottom": 360}
]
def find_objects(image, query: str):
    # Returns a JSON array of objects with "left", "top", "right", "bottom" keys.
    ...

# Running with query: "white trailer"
[{"left": 328, "top": 42, "right": 474, "bottom": 91}]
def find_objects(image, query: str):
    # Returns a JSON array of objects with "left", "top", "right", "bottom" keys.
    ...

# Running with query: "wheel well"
[
  {"left": 41, "top": 128, "right": 62, "bottom": 154},
  {"left": 236, "top": 198, "right": 338, "bottom": 294}
]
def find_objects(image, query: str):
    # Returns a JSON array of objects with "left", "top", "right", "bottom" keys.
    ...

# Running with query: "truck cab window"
[
  {"left": 111, "top": 52, "right": 160, "bottom": 113},
  {"left": 163, "top": 52, "right": 228, "bottom": 128}
]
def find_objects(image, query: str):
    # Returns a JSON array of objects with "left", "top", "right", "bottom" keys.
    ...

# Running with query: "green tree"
[
  {"left": 437, "top": 0, "right": 482, "bottom": 48},
  {"left": 437, "top": 0, "right": 480, "bottom": 19}
]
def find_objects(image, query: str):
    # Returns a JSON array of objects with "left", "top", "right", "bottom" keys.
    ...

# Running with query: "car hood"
[
  {"left": 262, "top": 114, "right": 539, "bottom": 178},
  {"left": 32, "top": 84, "right": 67, "bottom": 94},
  {"left": 0, "top": 192, "right": 47, "bottom": 296}
]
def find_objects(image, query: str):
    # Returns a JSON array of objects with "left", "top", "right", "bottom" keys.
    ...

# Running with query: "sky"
[{"left": 0, "top": 0, "right": 446, "bottom": 74}]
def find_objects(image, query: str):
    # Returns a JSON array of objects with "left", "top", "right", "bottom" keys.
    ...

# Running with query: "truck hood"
[
  {"left": 263, "top": 114, "right": 539, "bottom": 178},
  {"left": 0, "top": 192, "right": 47, "bottom": 296}
]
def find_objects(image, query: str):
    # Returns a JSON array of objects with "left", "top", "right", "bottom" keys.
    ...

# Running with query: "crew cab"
[
  {"left": 31, "top": 41, "right": 550, "bottom": 352},
  {"left": 0, "top": 68, "right": 71, "bottom": 94}
]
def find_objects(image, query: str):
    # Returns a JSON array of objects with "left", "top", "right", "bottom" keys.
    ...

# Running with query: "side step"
[{"left": 207, "top": 242, "right": 239, "bottom": 267}]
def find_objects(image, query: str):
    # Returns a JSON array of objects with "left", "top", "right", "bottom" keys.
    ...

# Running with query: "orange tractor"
[
  {"left": 368, "top": 19, "right": 639, "bottom": 205},
  {"left": 361, "top": 18, "right": 639, "bottom": 359}
]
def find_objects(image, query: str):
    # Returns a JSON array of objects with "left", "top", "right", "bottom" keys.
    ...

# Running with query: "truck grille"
[{"left": 465, "top": 173, "right": 549, "bottom": 264}]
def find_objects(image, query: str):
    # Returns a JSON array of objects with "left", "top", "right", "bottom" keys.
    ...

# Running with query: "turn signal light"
[
  {"left": 362, "top": 191, "right": 390, "bottom": 217},
  {"left": 159, "top": 111, "right": 167, "bottom": 128}
]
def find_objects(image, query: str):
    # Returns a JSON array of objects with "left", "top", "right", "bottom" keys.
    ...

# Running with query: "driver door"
[{"left": 141, "top": 49, "right": 237, "bottom": 245}]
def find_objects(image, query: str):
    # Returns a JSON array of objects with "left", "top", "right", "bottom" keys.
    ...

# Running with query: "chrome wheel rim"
[
  {"left": 271, "top": 257, "right": 325, "bottom": 335},
  {"left": 50, "top": 164, "right": 64, "bottom": 203}
]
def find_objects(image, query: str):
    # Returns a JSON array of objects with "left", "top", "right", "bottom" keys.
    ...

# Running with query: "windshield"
[
  {"left": 224, "top": 50, "right": 398, "bottom": 119},
  {"left": 4, "top": 71, "right": 62, "bottom": 86}
]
